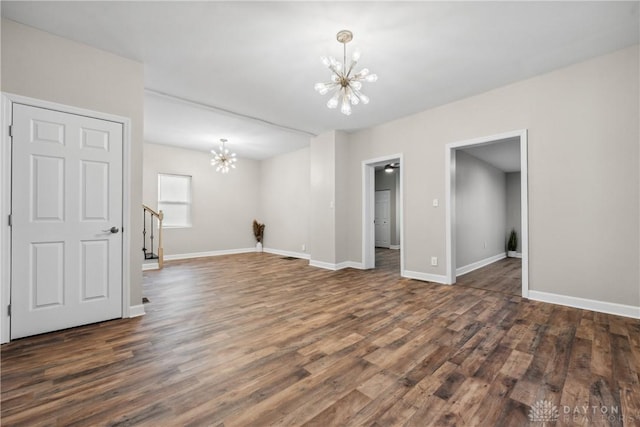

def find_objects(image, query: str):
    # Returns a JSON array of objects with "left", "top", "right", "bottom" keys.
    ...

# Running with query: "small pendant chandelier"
[
  {"left": 314, "top": 30, "right": 378, "bottom": 115},
  {"left": 210, "top": 138, "right": 237, "bottom": 173}
]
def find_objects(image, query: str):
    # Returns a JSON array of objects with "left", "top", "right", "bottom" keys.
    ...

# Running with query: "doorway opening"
[
  {"left": 445, "top": 130, "right": 528, "bottom": 297},
  {"left": 362, "top": 154, "right": 403, "bottom": 274}
]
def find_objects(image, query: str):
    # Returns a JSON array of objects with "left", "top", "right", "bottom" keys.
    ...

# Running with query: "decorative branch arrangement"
[
  {"left": 507, "top": 229, "right": 518, "bottom": 252},
  {"left": 253, "top": 220, "right": 265, "bottom": 243}
]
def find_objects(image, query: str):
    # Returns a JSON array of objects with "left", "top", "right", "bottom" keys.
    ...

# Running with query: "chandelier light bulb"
[
  {"left": 314, "top": 30, "right": 377, "bottom": 115},
  {"left": 341, "top": 98, "right": 352, "bottom": 115},
  {"left": 327, "top": 91, "right": 341, "bottom": 109},
  {"left": 314, "top": 83, "right": 329, "bottom": 95},
  {"left": 356, "top": 68, "right": 370, "bottom": 78}
]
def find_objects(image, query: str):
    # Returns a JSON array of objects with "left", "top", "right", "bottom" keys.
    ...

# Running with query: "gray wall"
[
  {"left": 259, "top": 147, "right": 310, "bottom": 256},
  {"left": 375, "top": 169, "right": 400, "bottom": 247},
  {"left": 307, "top": 130, "right": 350, "bottom": 265},
  {"left": 143, "top": 143, "right": 260, "bottom": 255},
  {"left": 343, "top": 45, "right": 639, "bottom": 307},
  {"left": 455, "top": 151, "right": 507, "bottom": 268},
  {"left": 1, "top": 19, "right": 145, "bottom": 306},
  {"left": 506, "top": 172, "right": 522, "bottom": 252},
  {"left": 335, "top": 131, "right": 350, "bottom": 262},
  {"left": 308, "top": 131, "right": 336, "bottom": 264}
]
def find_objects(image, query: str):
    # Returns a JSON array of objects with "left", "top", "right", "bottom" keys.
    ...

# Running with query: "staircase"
[{"left": 143, "top": 204, "right": 164, "bottom": 269}]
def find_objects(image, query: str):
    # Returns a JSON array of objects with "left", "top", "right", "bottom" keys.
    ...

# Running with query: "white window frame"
[{"left": 158, "top": 173, "right": 192, "bottom": 228}]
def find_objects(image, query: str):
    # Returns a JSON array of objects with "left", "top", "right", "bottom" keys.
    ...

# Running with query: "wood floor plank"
[
  {"left": 455, "top": 257, "right": 521, "bottom": 296},
  {"left": 467, "top": 373, "right": 518, "bottom": 426},
  {"left": 301, "top": 389, "right": 371, "bottom": 426},
  {"left": 1, "top": 249, "right": 639, "bottom": 425}
]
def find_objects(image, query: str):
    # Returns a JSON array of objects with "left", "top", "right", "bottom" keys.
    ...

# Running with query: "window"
[{"left": 158, "top": 173, "right": 192, "bottom": 227}]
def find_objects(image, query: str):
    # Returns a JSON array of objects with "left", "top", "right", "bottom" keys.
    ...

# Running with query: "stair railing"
[{"left": 142, "top": 204, "right": 164, "bottom": 269}]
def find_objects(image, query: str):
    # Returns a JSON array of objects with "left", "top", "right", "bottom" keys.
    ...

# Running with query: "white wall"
[
  {"left": 343, "top": 45, "right": 639, "bottom": 307},
  {"left": 506, "top": 172, "right": 522, "bottom": 252},
  {"left": 259, "top": 147, "right": 310, "bottom": 256},
  {"left": 455, "top": 151, "right": 507, "bottom": 268},
  {"left": 1, "top": 19, "right": 145, "bottom": 306},
  {"left": 143, "top": 143, "right": 260, "bottom": 255}
]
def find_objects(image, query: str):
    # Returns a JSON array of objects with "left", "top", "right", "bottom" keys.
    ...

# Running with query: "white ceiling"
[
  {"left": 2, "top": 1, "right": 638, "bottom": 160},
  {"left": 461, "top": 137, "right": 521, "bottom": 173}
]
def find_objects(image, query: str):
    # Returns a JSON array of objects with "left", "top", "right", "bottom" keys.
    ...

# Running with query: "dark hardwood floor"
[
  {"left": 456, "top": 257, "right": 522, "bottom": 296},
  {"left": 2, "top": 252, "right": 639, "bottom": 426},
  {"left": 375, "top": 247, "right": 400, "bottom": 274}
]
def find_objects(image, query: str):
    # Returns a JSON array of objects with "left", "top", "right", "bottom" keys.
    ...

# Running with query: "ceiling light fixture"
[
  {"left": 210, "top": 138, "right": 237, "bottom": 173},
  {"left": 384, "top": 163, "right": 399, "bottom": 173},
  {"left": 314, "top": 30, "right": 377, "bottom": 116}
]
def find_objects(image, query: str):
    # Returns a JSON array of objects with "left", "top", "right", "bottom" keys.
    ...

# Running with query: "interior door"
[
  {"left": 11, "top": 103, "right": 123, "bottom": 339},
  {"left": 374, "top": 190, "right": 391, "bottom": 248}
]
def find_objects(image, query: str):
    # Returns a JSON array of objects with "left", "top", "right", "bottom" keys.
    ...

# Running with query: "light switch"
[{"left": 432, "top": 199, "right": 439, "bottom": 207}]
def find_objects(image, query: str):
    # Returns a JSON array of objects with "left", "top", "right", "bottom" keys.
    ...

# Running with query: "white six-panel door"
[
  {"left": 374, "top": 190, "right": 391, "bottom": 248},
  {"left": 11, "top": 103, "right": 123, "bottom": 339}
]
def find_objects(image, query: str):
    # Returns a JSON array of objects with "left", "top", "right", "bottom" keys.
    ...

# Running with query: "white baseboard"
[
  {"left": 142, "top": 262, "right": 159, "bottom": 271},
  {"left": 128, "top": 305, "right": 146, "bottom": 318},
  {"left": 402, "top": 270, "right": 449, "bottom": 284},
  {"left": 309, "top": 260, "right": 337, "bottom": 270},
  {"left": 263, "top": 247, "right": 310, "bottom": 260},
  {"left": 164, "top": 248, "right": 255, "bottom": 261},
  {"left": 528, "top": 290, "right": 640, "bottom": 319},
  {"left": 390, "top": 245, "right": 401, "bottom": 250},
  {"left": 309, "top": 260, "right": 364, "bottom": 271},
  {"left": 336, "top": 261, "right": 364, "bottom": 270},
  {"left": 456, "top": 253, "right": 506, "bottom": 277}
]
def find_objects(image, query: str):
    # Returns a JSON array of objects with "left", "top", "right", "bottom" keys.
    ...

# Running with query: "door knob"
[{"left": 103, "top": 226, "right": 119, "bottom": 234}]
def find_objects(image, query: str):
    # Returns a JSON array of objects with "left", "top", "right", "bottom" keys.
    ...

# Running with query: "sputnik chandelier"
[
  {"left": 210, "top": 138, "right": 237, "bottom": 173},
  {"left": 314, "top": 30, "right": 378, "bottom": 115}
]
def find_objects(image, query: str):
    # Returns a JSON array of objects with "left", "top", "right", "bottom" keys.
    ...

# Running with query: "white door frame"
[
  {"left": 362, "top": 153, "right": 404, "bottom": 271},
  {"left": 445, "top": 129, "right": 529, "bottom": 297},
  {"left": 0, "top": 93, "right": 133, "bottom": 343}
]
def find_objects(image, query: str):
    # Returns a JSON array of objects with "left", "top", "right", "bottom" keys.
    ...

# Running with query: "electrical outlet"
[
  {"left": 431, "top": 256, "right": 438, "bottom": 266},
  {"left": 302, "top": 244, "right": 306, "bottom": 252},
  {"left": 432, "top": 199, "right": 439, "bottom": 207}
]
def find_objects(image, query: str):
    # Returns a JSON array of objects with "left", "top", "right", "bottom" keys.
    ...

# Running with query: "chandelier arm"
[
  {"left": 352, "top": 88, "right": 369, "bottom": 102},
  {"left": 346, "top": 60, "right": 357, "bottom": 78}
]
